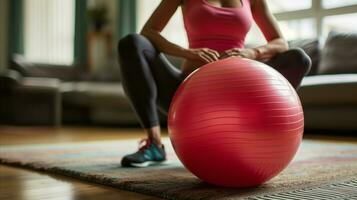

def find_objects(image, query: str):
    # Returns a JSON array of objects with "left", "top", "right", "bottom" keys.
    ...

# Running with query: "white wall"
[{"left": 0, "top": 0, "right": 9, "bottom": 72}]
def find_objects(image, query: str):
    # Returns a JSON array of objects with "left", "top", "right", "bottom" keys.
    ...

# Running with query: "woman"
[{"left": 118, "top": 0, "right": 311, "bottom": 167}]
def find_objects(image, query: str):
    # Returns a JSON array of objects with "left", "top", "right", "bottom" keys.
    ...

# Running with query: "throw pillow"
[{"left": 318, "top": 31, "right": 357, "bottom": 74}]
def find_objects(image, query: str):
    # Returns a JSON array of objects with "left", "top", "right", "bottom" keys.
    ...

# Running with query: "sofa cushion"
[
  {"left": 61, "top": 81, "right": 141, "bottom": 125},
  {"left": 22, "top": 77, "right": 61, "bottom": 89},
  {"left": 288, "top": 39, "right": 321, "bottom": 76},
  {"left": 61, "top": 81, "right": 130, "bottom": 108},
  {"left": 318, "top": 31, "right": 357, "bottom": 74},
  {"left": 298, "top": 74, "right": 357, "bottom": 106},
  {"left": 10, "top": 54, "right": 81, "bottom": 81},
  {"left": 0, "top": 69, "right": 22, "bottom": 89}
]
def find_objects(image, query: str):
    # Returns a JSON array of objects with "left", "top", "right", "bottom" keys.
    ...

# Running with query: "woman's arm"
[
  {"left": 141, "top": 0, "right": 219, "bottom": 63},
  {"left": 250, "top": 0, "right": 288, "bottom": 60}
]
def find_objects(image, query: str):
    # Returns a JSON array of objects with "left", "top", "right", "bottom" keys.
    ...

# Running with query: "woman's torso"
[{"left": 181, "top": 0, "right": 253, "bottom": 74}]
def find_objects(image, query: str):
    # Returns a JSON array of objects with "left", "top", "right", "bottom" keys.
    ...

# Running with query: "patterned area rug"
[{"left": 1, "top": 138, "right": 357, "bottom": 200}]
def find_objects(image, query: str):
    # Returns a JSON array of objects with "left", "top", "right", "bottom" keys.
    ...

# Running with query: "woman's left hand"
[{"left": 219, "top": 48, "right": 258, "bottom": 60}]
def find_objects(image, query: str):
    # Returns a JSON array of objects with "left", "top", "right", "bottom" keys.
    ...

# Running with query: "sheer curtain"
[{"left": 24, "top": 0, "right": 75, "bottom": 65}]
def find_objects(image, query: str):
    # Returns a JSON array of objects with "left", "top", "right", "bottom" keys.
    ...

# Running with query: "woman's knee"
[
  {"left": 287, "top": 48, "right": 312, "bottom": 75},
  {"left": 117, "top": 33, "right": 148, "bottom": 55}
]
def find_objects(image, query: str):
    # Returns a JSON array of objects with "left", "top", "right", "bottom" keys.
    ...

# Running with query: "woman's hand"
[
  {"left": 184, "top": 48, "right": 220, "bottom": 63},
  {"left": 219, "top": 48, "right": 258, "bottom": 60}
]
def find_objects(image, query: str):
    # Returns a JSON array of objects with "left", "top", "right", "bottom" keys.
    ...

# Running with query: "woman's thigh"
[
  {"left": 118, "top": 34, "right": 184, "bottom": 114},
  {"left": 129, "top": 34, "right": 184, "bottom": 114},
  {"left": 149, "top": 53, "right": 185, "bottom": 114}
]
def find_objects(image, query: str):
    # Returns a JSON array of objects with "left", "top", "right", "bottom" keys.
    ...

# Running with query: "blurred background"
[{"left": 0, "top": 0, "right": 356, "bottom": 131}]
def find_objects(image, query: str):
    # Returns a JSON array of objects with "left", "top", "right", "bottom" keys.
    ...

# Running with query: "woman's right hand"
[{"left": 184, "top": 48, "right": 220, "bottom": 63}]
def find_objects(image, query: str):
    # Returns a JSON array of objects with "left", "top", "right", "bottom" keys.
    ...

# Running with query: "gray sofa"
[
  {"left": 1, "top": 31, "right": 356, "bottom": 130},
  {"left": 296, "top": 32, "right": 357, "bottom": 130},
  {"left": 0, "top": 56, "right": 136, "bottom": 126},
  {"left": 0, "top": 70, "right": 62, "bottom": 126}
]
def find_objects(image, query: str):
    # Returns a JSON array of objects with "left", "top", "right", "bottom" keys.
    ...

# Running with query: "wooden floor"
[
  {"left": 0, "top": 126, "right": 163, "bottom": 200},
  {"left": 0, "top": 126, "right": 355, "bottom": 200}
]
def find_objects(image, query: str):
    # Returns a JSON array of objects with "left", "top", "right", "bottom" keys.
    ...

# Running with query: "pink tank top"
[{"left": 183, "top": 0, "right": 253, "bottom": 52}]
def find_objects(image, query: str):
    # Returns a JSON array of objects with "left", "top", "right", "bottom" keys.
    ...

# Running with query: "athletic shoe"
[{"left": 121, "top": 138, "right": 166, "bottom": 167}]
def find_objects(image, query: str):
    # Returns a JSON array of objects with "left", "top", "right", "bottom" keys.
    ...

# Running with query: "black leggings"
[{"left": 118, "top": 34, "right": 311, "bottom": 128}]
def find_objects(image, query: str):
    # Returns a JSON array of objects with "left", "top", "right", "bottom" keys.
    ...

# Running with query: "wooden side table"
[{"left": 87, "top": 31, "right": 112, "bottom": 72}]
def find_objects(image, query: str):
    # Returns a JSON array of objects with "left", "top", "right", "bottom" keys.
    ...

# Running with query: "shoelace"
[{"left": 138, "top": 138, "right": 152, "bottom": 151}]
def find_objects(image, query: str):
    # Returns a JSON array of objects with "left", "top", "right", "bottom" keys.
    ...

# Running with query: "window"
[
  {"left": 269, "top": 0, "right": 311, "bottom": 13},
  {"left": 323, "top": 13, "right": 357, "bottom": 37},
  {"left": 278, "top": 18, "right": 316, "bottom": 41},
  {"left": 24, "top": 0, "right": 75, "bottom": 65},
  {"left": 270, "top": 1, "right": 357, "bottom": 41},
  {"left": 322, "top": 0, "right": 357, "bottom": 9}
]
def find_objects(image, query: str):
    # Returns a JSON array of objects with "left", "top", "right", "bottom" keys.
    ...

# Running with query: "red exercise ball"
[{"left": 168, "top": 57, "right": 303, "bottom": 187}]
